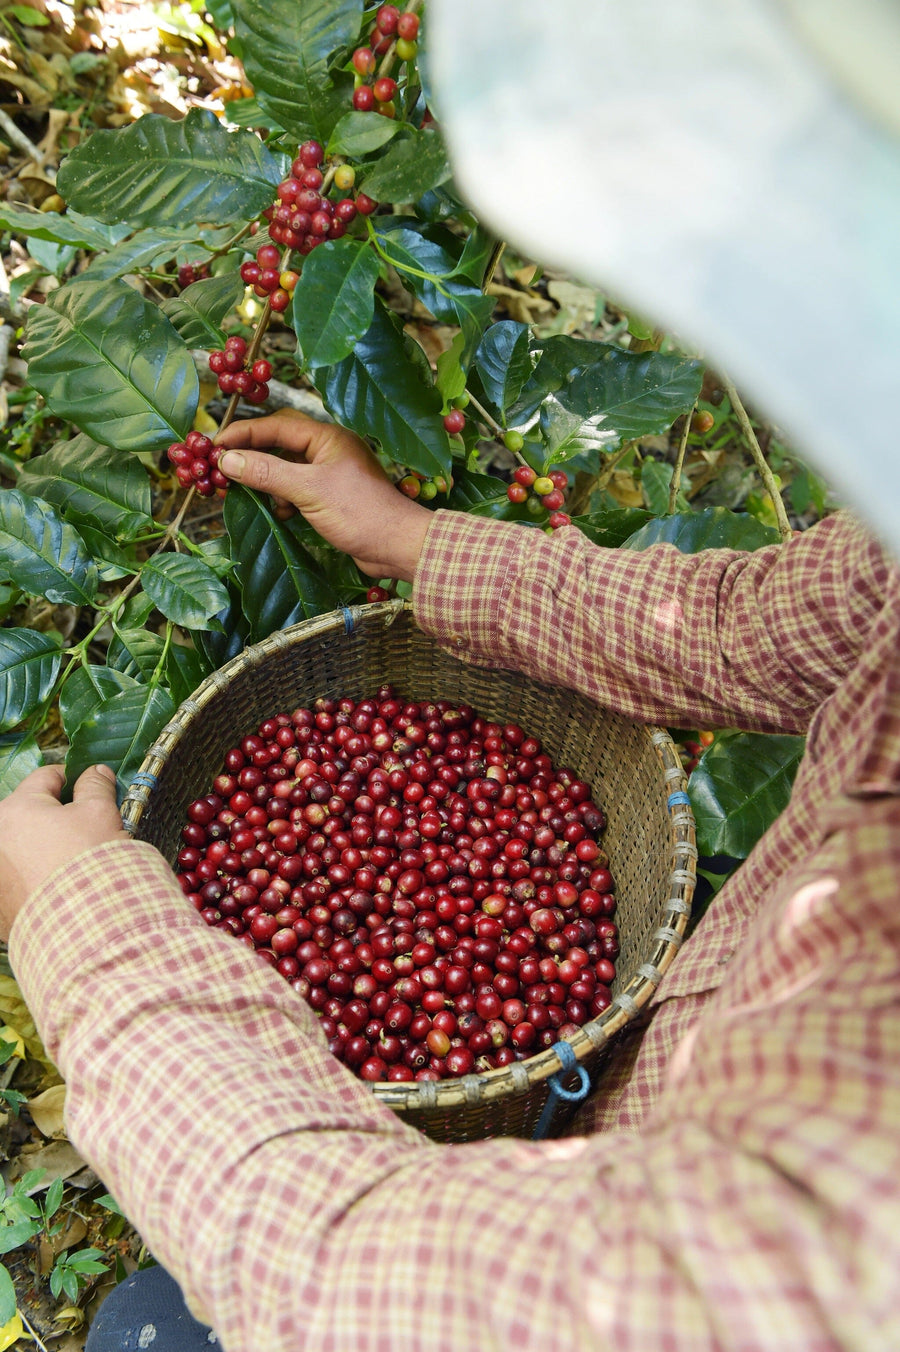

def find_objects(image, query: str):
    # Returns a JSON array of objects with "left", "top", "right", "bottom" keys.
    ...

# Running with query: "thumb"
[
  {"left": 218, "top": 448, "right": 307, "bottom": 502},
  {"left": 71, "top": 763, "right": 120, "bottom": 810}
]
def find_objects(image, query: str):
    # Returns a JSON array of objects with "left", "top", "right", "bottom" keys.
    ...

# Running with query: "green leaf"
[
  {"left": 43, "top": 1178, "right": 64, "bottom": 1224},
  {"left": 65, "top": 685, "right": 176, "bottom": 799},
  {"left": 0, "top": 1262, "right": 16, "bottom": 1324},
  {"left": 161, "top": 273, "right": 245, "bottom": 349},
  {"left": 689, "top": 731, "right": 805, "bottom": 859},
  {"left": 77, "top": 527, "right": 140, "bottom": 581},
  {"left": 434, "top": 467, "right": 533, "bottom": 523},
  {"left": 0, "top": 734, "right": 41, "bottom": 799},
  {"left": 373, "top": 227, "right": 492, "bottom": 360},
  {"left": 141, "top": 555, "right": 229, "bottom": 630},
  {"left": 224, "top": 485, "right": 339, "bottom": 642},
  {"left": 28, "top": 237, "right": 77, "bottom": 277},
  {"left": 0, "top": 490, "right": 98, "bottom": 605},
  {"left": 81, "top": 227, "right": 201, "bottom": 282},
  {"left": 474, "top": 321, "right": 532, "bottom": 419},
  {"left": 435, "top": 333, "right": 467, "bottom": 404},
  {"left": 232, "top": 0, "right": 359, "bottom": 143},
  {"left": 9, "top": 6, "right": 49, "bottom": 25},
  {"left": 0, "top": 630, "right": 61, "bottom": 734},
  {"left": 538, "top": 348, "right": 703, "bottom": 461},
  {"left": 318, "top": 300, "right": 451, "bottom": 479},
  {"left": 59, "top": 666, "right": 138, "bottom": 742},
  {"left": 22, "top": 277, "right": 199, "bottom": 454},
  {"left": 95, "top": 1194, "right": 124, "bottom": 1216},
  {"left": 292, "top": 239, "right": 380, "bottom": 368},
  {"left": 0, "top": 1218, "right": 40, "bottom": 1254},
  {"left": 17, "top": 434, "right": 153, "bottom": 539},
  {"left": 623, "top": 507, "right": 781, "bottom": 553},
  {"left": 165, "top": 641, "right": 213, "bottom": 706},
  {"left": 193, "top": 582, "right": 248, "bottom": 670},
  {"left": 0, "top": 206, "right": 130, "bottom": 250},
  {"left": 640, "top": 460, "right": 675, "bottom": 515},
  {"left": 56, "top": 108, "right": 285, "bottom": 227},
  {"left": 327, "top": 110, "right": 400, "bottom": 157},
  {"left": 107, "top": 629, "right": 166, "bottom": 683},
  {"left": 571, "top": 508, "right": 654, "bottom": 548},
  {"left": 359, "top": 128, "right": 451, "bottom": 204}
]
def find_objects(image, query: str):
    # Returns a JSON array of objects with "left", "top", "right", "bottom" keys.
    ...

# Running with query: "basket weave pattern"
[{"left": 121, "top": 602, "right": 696, "bottom": 1142}]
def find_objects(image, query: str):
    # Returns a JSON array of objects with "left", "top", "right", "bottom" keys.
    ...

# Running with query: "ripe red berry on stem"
[
  {"left": 352, "top": 46, "right": 376, "bottom": 75},
  {"left": 376, "top": 4, "right": 400, "bottom": 34},
  {"left": 353, "top": 85, "right": 375, "bottom": 112},
  {"left": 373, "top": 76, "right": 397, "bottom": 104},
  {"left": 443, "top": 409, "right": 466, "bottom": 435},
  {"left": 397, "top": 11, "right": 419, "bottom": 40}
]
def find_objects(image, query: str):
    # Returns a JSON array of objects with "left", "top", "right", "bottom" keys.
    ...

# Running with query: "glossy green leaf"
[
  {"left": 80, "top": 227, "right": 198, "bottom": 281},
  {"left": 59, "top": 666, "right": 138, "bottom": 741},
  {"left": 327, "top": 111, "right": 400, "bottom": 157},
  {"left": 689, "top": 732, "right": 805, "bottom": 859},
  {"left": 56, "top": 108, "right": 285, "bottom": 226},
  {"left": 0, "top": 1219, "right": 39, "bottom": 1254},
  {"left": 232, "top": 0, "right": 359, "bottom": 142},
  {"left": 0, "top": 733, "right": 41, "bottom": 799},
  {"left": 539, "top": 348, "right": 703, "bottom": 460},
  {"left": 292, "top": 239, "right": 380, "bottom": 368},
  {"left": 22, "top": 277, "right": 198, "bottom": 453},
  {"left": 474, "top": 321, "right": 533, "bottom": 418},
  {"left": 77, "top": 527, "right": 140, "bottom": 581},
  {"left": 193, "top": 582, "right": 249, "bottom": 670},
  {"left": 0, "top": 205, "right": 129, "bottom": 250},
  {"left": 0, "top": 491, "right": 98, "bottom": 605},
  {"left": 161, "top": 273, "right": 245, "bottom": 349},
  {"left": 65, "top": 686, "right": 176, "bottom": 801},
  {"left": 141, "top": 555, "right": 230, "bottom": 630},
  {"left": 441, "top": 467, "right": 533, "bottom": 522},
  {"left": 373, "top": 227, "right": 492, "bottom": 359},
  {"left": 318, "top": 301, "right": 451, "bottom": 479},
  {"left": 107, "top": 629, "right": 166, "bottom": 683},
  {"left": 0, "top": 631, "right": 61, "bottom": 734},
  {"left": 359, "top": 128, "right": 451, "bottom": 204},
  {"left": 571, "top": 508, "right": 653, "bottom": 548},
  {"left": 435, "top": 333, "right": 467, "bottom": 404},
  {"left": 166, "top": 641, "right": 214, "bottom": 706},
  {"left": 623, "top": 507, "right": 781, "bottom": 553},
  {"left": 17, "top": 435, "right": 153, "bottom": 539},
  {"left": 224, "top": 484, "right": 339, "bottom": 643}
]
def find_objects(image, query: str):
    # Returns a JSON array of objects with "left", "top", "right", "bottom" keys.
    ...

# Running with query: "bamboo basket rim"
[{"left": 121, "top": 600, "right": 697, "bottom": 1117}]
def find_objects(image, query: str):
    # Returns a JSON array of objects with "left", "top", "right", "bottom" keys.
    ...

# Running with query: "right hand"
[{"left": 214, "top": 411, "right": 432, "bottom": 582}]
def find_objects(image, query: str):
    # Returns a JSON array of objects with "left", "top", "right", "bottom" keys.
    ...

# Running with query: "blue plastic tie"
[
  {"left": 667, "top": 790, "right": 691, "bottom": 808},
  {"left": 531, "top": 1041, "right": 591, "bottom": 1141},
  {"left": 129, "top": 772, "right": 158, "bottom": 790},
  {"left": 341, "top": 607, "right": 355, "bottom": 634}
]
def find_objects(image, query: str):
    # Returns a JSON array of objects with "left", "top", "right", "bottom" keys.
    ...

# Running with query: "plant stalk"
[{"left": 721, "top": 375, "right": 792, "bottom": 540}]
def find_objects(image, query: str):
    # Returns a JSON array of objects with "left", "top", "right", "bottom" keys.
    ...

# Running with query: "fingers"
[
  {"left": 16, "top": 764, "right": 65, "bottom": 801},
  {"left": 214, "top": 411, "right": 320, "bottom": 455},
  {"left": 218, "top": 448, "right": 311, "bottom": 503},
  {"left": 71, "top": 763, "right": 118, "bottom": 805}
]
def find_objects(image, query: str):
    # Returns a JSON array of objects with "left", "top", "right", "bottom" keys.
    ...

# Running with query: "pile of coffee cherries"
[
  {"left": 165, "top": 432, "right": 228, "bottom": 497},
  {"left": 175, "top": 688, "right": 619, "bottom": 1083}
]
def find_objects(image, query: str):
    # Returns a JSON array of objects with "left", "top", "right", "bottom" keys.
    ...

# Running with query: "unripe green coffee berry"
[
  {"left": 532, "top": 476, "right": 555, "bottom": 496},
  {"left": 419, "top": 480, "right": 438, "bottom": 501},
  {"left": 396, "top": 37, "right": 418, "bottom": 60},
  {"left": 334, "top": 164, "right": 356, "bottom": 190},
  {"left": 503, "top": 429, "right": 524, "bottom": 452}
]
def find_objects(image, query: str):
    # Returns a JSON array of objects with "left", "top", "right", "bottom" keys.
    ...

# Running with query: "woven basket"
[{"left": 121, "top": 601, "right": 696, "bottom": 1143}]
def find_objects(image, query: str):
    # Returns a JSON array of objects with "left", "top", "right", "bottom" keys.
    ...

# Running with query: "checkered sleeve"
[
  {"left": 412, "top": 510, "right": 892, "bottom": 732},
  {"left": 10, "top": 818, "right": 900, "bottom": 1351}
]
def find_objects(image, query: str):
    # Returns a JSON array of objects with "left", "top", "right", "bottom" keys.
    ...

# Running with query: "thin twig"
[
  {"left": 667, "top": 402, "right": 696, "bottom": 514},
  {"left": 721, "top": 375, "right": 792, "bottom": 540},
  {"left": 465, "top": 390, "right": 504, "bottom": 438},
  {"left": 19, "top": 1309, "right": 50, "bottom": 1351},
  {"left": 0, "top": 108, "right": 47, "bottom": 168}
]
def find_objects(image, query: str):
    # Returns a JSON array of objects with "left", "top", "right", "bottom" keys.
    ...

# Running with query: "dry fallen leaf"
[{"left": 27, "top": 1083, "right": 67, "bottom": 1139}]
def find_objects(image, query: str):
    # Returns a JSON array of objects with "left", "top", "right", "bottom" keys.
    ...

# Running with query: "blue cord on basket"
[
  {"left": 667, "top": 790, "right": 691, "bottom": 808},
  {"left": 342, "top": 607, "right": 355, "bottom": 634},
  {"left": 531, "top": 1041, "right": 591, "bottom": 1140}
]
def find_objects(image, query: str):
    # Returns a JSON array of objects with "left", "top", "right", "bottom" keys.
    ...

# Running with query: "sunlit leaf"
[
  {"left": 141, "top": 555, "right": 230, "bottom": 630},
  {"left": 623, "top": 507, "right": 781, "bottom": 553},
  {"left": 59, "top": 666, "right": 138, "bottom": 741},
  {"left": 359, "top": 128, "right": 451, "bottom": 204},
  {"left": 0, "top": 630, "right": 61, "bottom": 734},
  {"left": 161, "top": 273, "right": 246, "bottom": 349},
  {"left": 292, "top": 239, "right": 380, "bottom": 368},
  {"left": 17, "top": 435, "right": 153, "bottom": 539},
  {"left": 22, "top": 278, "right": 198, "bottom": 454},
  {"left": 0, "top": 491, "right": 98, "bottom": 605},
  {"left": 0, "top": 734, "right": 41, "bottom": 800}
]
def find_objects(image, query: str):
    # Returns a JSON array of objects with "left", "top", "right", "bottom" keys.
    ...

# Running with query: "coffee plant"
[{"left": 0, "top": 0, "right": 811, "bottom": 849}]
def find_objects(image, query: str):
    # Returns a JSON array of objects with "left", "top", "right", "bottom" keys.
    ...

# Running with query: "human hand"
[
  {"left": 0, "top": 765, "right": 126, "bottom": 941},
  {"left": 214, "top": 411, "right": 433, "bottom": 583}
]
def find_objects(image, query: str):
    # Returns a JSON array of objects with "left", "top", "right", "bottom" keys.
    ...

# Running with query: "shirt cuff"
[{"left": 412, "top": 510, "right": 530, "bottom": 664}]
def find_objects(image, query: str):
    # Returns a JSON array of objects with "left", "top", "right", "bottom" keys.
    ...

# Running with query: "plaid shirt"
[{"left": 10, "top": 510, "right": 900, "bottom": 1351}]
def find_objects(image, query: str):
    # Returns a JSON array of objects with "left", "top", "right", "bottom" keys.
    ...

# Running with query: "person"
[{"left": 1, "top": 2, "right": 899, "bottom": 1349}]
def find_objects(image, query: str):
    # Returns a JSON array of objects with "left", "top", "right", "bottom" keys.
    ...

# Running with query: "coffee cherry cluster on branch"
[
  {"left": 177, "top": 261, "right": 211, "bottom": 289},
  {"left": 256, "top": 141, "right": 378, "bottom": 266},
  {"left": 208, "top": 335, "right": 272, "bottom": 403},
  {"left": 507, "top": 466, "right": 571, "bottom": 529},
  {"left": 175, "top": 688, "right": 618, "bottom": 1083},
  {"left": 165, "top": 432, "right": 228, "bottom": 498},
  {"left": 397, "top": 470, "right": 452, "bottom": 501},
  {"left": 351, "top": 5, "right": 420, "bottom": 116}
]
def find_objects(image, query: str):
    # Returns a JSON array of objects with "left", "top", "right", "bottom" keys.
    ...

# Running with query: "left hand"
[{"left": 0, "top": 764, "right": 126, "bottom": 941}]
